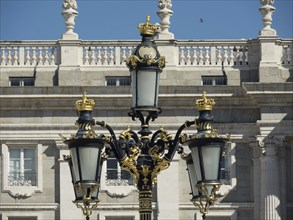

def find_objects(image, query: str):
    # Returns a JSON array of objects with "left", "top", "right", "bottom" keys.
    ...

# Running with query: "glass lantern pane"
[
  {"left": 79, "top": 146, "right": 101, "bottom": 181},
  {"left": 187, "top": 162, "right": 199, "bottom": 197},
  {"left": 201, "top": 144, "right": 221, "bottom": 180},
  {"left": 190, "top": 147, "right": 202, "bottom": 182},
  {"left": 134, "top": 70, "right": 158, "bottom": 108},
  {"left": 70, "top": 148, "right": 80, "bottom": 182}
]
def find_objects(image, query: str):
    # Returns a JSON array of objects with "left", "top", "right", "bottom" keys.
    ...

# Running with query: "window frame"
[
  {"left": 100, "top": 152, "right": 136, "bottom": 197},
  {"left": 105, "top": 76, "right": 131, "bottom": 87},
  {"left": 1, "top": 211, "right": 43, "bottom": 220},
  {"left": 201, "top": 75, "right": 227, "bottom": 86},
  {"left": 9, "top": 77, "right": 35, "bottom": 87},
  {"left": 1, "top": 142, "right": 43, "bottom": 198}
]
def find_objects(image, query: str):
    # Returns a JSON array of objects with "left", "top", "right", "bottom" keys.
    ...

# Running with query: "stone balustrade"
[
  {"left": 0, "top": 39, "right": 292, "bottom": 67},
  {"left": 279, "top": 40, "right": 293, "bottom": 65},
  {"left": 0, "top": 41, "right": 58, "bottom": 66},
  {"left": 177, "top": 40, "right": 250, "bottom": 66}
]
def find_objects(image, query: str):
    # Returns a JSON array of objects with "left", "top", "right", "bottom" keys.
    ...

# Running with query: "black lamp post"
[{"left": 61, "top": 16, "right": 229, "bottom": 220}]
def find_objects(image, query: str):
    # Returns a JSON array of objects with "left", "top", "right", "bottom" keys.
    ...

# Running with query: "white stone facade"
[{"left": 0, "top": 1, "right": 293, "bottom": 220}]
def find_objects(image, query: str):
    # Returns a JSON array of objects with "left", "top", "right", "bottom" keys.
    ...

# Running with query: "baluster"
[
  {"left": 222, "top": 46, "right": 228, "bottom": 65},
  {"left": 186, "top": 47, "right": 191, "bottom": 65},
  {"left": 25, "top": 47, "right": 31, "bottom": 65},
  {"left": 198, "top": 47, "right": 203, "bottom": 65},
  {"left": 89, "top": 47, "right": 96, "bottom": 65},
  {"left": 121, "top": 47, "right": 127, "bottom": 64},
  {"left": 31, "top": 47, "right": 37, "bottom": 65},
  {"left": 127, "top": 46, "right": 133, "bottom": 58},
  {"left": 109, "top": 47, "right": 115, "bottom": 65},
  {"left": 191, "top": 46, "right": 197, "bottom": 65},
  {"left": 205, "top": 47, "right": 210, "bottom": 65},
  {"left": 12, "top": 47, "right": 19, "bottom": 65},
  {"left": 6, "top": 47, "right": 12, "bottom": 65},
  {"left": 216, "top": 47, "right": 222, "bottom": 65},
  {"left": 50, "top": 47, "right": 56, "bottom": 65},
  {"left": 0, "top": 48, "right": 6, "bottom": 65},
  {"left": 83, "top": 47, "right": 89, "bottom": 65},
  {"left": 179, "top": 47, "right": 185, "bottom": 65},
  {"left": 43, "top": 47, "right": 49, "bottom": 65},
  {"left": 96, "top": 47, "right": 102, "bottom": 65},
  {"left": 38, "top": 47, "right": 44, "bottom": 65},
  {"left": 229, "top": 46, "right": 235, "bottom": 66},
  {"left": 103, "top": 47, "right": 109, "bottom": 65},
  {"left": 239, "top": 47, "right": 244, "bottom": 65},
  {"left": 234, "top": 46, "right": 240, "bottom": 65}
]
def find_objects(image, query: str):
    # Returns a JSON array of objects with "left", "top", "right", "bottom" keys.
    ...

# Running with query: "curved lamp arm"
[{"left": 164, "top": 120, "right": 195, "bottom": 161}]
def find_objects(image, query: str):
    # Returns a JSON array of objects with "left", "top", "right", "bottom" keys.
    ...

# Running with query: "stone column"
[
  {"left": 257, "top": 136, "right": 283, "bottom": 220},
  {"left": 156, "top": 0, "right": 174, "bottom": 40}
]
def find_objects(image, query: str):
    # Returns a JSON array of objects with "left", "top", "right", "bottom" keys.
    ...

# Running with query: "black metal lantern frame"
[
  {"left": 178, "top": 92, "right": 229, "bottom": 219},
  {"left": 61, "top": 16, "right": 229, "bottom": 220}
]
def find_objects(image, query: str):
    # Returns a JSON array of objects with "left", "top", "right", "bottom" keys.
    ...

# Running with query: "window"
[
  {"left": 1, "top": 143, "right": 43, "bottom": 198},
  {"left": 106, "top": 153, "right": 133, "bottom": 186},
  {"left": 9, "top": 77, "right": 35, "bottom": 86},
  {"left": 105, "top": 76, "right": 131, "bottom": 86},
  {"left": 8, "top": 148, "right": 36, "bottom": 186},
  {"left": 201, "top": 76, "right": 226, "bottom": 85}
]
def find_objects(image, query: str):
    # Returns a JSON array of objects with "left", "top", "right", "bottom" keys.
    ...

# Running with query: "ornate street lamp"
[
  {"left": 60, "top": 94, "right": 108, "bottom": 220},
  {"left": 61, "top": 16, "right": 229, "bottom": 220},
  {"left": 179, "top": 92, "right": 229, "bottom": 219}
]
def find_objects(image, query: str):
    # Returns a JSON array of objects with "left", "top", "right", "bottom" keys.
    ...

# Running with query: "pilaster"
[
  {"left": 55, "top": 140, "right": 82, "bottom": 220},
  {"left": 254, "top": 135, "right": 285, "bottom": 220}
]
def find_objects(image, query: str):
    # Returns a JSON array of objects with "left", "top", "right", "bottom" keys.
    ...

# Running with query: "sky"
[{"left": 0, "top": 0, "right": 292, "bottom": 41}]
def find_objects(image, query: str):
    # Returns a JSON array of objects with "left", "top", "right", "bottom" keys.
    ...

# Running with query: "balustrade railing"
[
  {"left": 0, "top": 41, "right": 58, "bottom": 66},
  {"left": 279, "top": 40, "right": 293, "bottom": 65},
  {"left": 81, "top": 41, "right": 139, "bottom": 66},
  {"left": 1, "top": 39, "right": 291, "bottom": 67},
  {"left": 177, "top": 40, "right": 249, "bottom": 66},
  {"left": 105, "top": 170, "right": 134, "bottom": 186}
]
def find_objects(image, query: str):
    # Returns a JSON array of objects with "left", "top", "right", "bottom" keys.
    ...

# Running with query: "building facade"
[{"left": 0, "top": 0, "right": 292, "bottom": 219}]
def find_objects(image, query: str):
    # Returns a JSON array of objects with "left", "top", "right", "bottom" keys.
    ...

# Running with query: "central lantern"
[{"left": 126, "top": 16, "right": 165, "bottom": 112}]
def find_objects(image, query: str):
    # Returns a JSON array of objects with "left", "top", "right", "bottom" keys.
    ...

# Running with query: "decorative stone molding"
[
  {"left": 259, "top": 0, "right": 277, "bottom": 36},
  {"left": 156, "top": 0, "right": 174, "bottom": 39},
  {"left": 61, "top": 0, "right": 79, "bottom": 40},
  {"left": 256, "top": 135, "right": 285, "bottom": 157},
  {"left": 103, "top": 188, "right": 137, "bottom": 198}
]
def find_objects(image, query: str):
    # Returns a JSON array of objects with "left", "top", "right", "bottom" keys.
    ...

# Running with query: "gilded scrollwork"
[{"left": 151, "top": 157, "right": 170, "bottom": 185}]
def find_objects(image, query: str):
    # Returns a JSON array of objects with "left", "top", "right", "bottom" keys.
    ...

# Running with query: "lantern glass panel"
[
  {"left": 79, "top": 146, "right": 102, "bottom": 181},
  {"left": 201, "top": 144, "right": 222, "bottom": 180},
  {"left": 190, "top": 147, "right": 202, "bottom": 182},
  {"left": 132, "top": 69, "right": 159, "bottom": 108},
  {"left": 187, "top": 160, "right": 199, "bottom": 197},
  {"left": 70, "top": 148, "right": 80, "bottom": 182}
]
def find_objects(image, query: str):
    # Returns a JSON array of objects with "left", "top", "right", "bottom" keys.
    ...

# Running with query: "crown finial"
[
  {"left": 195, "top": 91, "right": 215, "bottom": 111},
  {"left": 137, "top": 16, "right": 157, "bottom": 36},
  {"left": 75, "top": 92, "right": 95, "bottom": 111}
]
